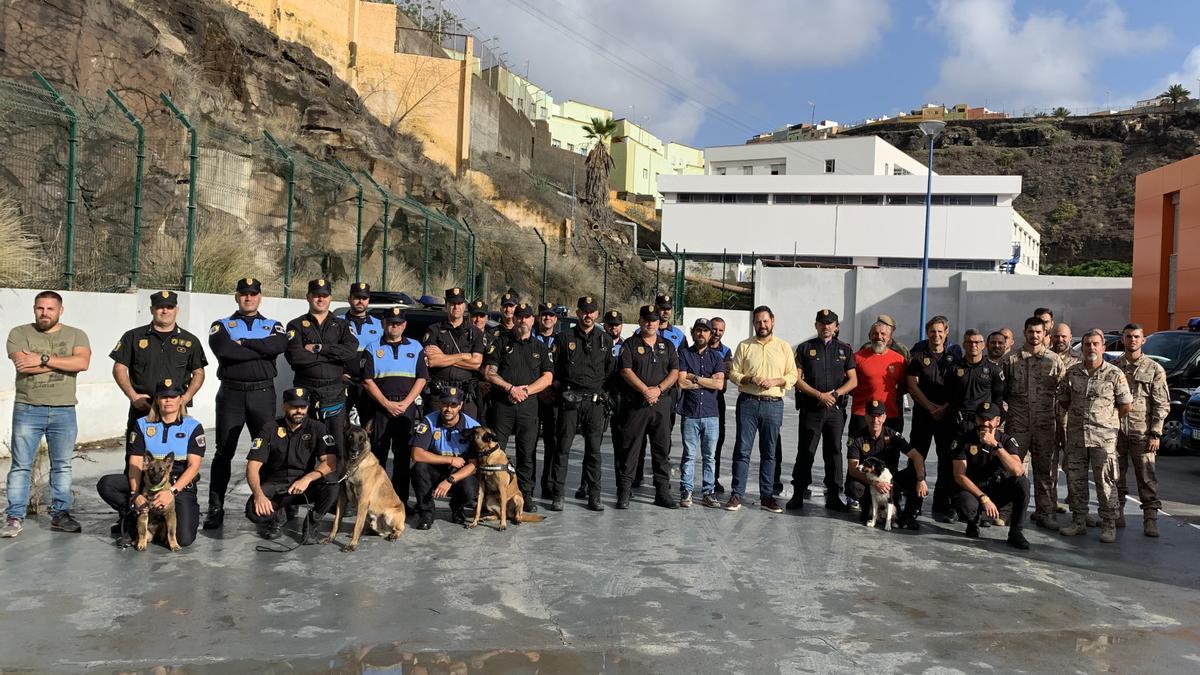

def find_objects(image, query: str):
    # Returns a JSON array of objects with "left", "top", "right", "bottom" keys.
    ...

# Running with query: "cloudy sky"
[{"left": 450, "top": 0, "right": 1200, "bottom": 148}]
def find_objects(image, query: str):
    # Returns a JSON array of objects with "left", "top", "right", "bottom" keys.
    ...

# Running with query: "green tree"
[
  {"left": 1042, "top": 259, "right": 1131, "bottom": 277},
  {"left": 1161, "top": 83, "right": 1191, "bottom": 111},
  {"left": 1051, "top": 106, "right": 1071, "bottom": 118},
  {"left": 581, "top": 116, "right": 619, "bottom": 235}
]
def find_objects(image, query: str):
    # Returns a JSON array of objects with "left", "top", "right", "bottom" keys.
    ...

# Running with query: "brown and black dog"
[
  {"left": 136, "top": 452, "right": 181, "bottom": 552},
  {"left": 467, "top": 427, "right": 545, "bottom": 530},
  {"left": 323, "top": 425, "right": 406, "bottom": 551}
]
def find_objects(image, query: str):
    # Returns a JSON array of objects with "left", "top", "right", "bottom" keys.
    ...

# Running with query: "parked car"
[
  {"left": 1138, "top": 321, "right": 1200, "bottom": 453},
  {"left": 1182, "top": 389, "right": 1200, "bottom": 453}
]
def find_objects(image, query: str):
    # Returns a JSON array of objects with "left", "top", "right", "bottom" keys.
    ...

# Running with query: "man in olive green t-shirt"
[{"left": 3, "top": 291, "right": 92, "bottom": 538}]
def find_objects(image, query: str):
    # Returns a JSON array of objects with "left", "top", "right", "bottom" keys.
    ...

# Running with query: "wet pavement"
[{"left": 3, "top": 407, "right": 1200, "bottom": 674}]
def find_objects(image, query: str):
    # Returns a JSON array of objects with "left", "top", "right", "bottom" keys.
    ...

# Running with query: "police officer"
[
  {"left": 362, "top": 307, "right": 429, "bottom": 503},
  {"left": 789, "top": 309, "right": 857, "bottom": 512},
  {"left": 1003, "top": 317, "right": 1065, "bottom": 531},
  {"left": 202, "top": 277, "right": 288, "bottom": 530},
  {"left": 469, "top": 299, "right": 494, "bottom": 423},
  {"left": 951, "top": 401, "right": 1031, "bottom": 549},
  {"left": 423, "top": 286, "right": 486, "bottom": 419},
  {"left": 552, "top": 295, "right": 614, "bottom": 512},
  {"left": 110, "top": 291, "right": 208, "bottom": 427},
  {"left": 244, "top": 388, "right": 338, "bottom": 542},
  {"left": 906, "top": 315, "right": 959, "bottom": 520},
  {"left": 534, "top": 302, "right": 561, "bottom": 497},
  {"left": 493, "top": 290, "right": 519, "bottom": 340},
  {"left": 655, "top": 294, "right": 688, "bottom": 350},
  {"left": 617, "top": 305, "right": 681, "bottom": 510},
  {"left": 285, "top": 279, "right": 360, "bottom": 463},
  {"left": 577, "top": 309, "right": 625, "bottom": 500},
  {"left": 484, "top": 302, "right": 554, "bottom": 510},
  {"left": 343, "top": 281, "right": 383, "bottom": 424},
  {"left": 1114, "top": 323, "right": 1169, "bottom": 537},
  {"left": 96, "top": 379, "right": 205, "bottom": 549},
  {"left": 846, "top": 400, "right": 928, "bottom": 529},
  {"left": 937, "top": 328, "right": 1005, "bottom": 522},
  {"left": 410, "top": 387, "right": 481, "bottom": 529}
]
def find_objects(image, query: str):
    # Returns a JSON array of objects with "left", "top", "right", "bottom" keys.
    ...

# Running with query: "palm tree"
[
  {"left": 1161, "top": 83, "right": 1191, "bottom": 111},
  {"left": 581, "top": 116, "right": 619, "bottom": 234},
  {"left": 1051, "top": 107, "right": 1071, "bottom": 118}
]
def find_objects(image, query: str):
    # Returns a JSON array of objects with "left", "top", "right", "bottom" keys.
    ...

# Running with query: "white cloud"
[
  {"left": 453, "top": 0, "right": 890, "bottom": 143},
  {"left": 928, "top": 0, "right": 1168, "bottom": 112},
  {"left": 1158, "top": 45, "right": 1200, "bottom": 95}
]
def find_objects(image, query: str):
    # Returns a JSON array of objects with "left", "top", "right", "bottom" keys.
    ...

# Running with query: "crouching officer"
[
  {"left": 552, "top": 295, "right": 614, "bottom": 512},
  {"left": 244, "top": 388, "right": 338, "bottom": 542},
  {"left": 951, "top": 402, "right": 1031, "bottom": 549},
  {"left": 204, "top": 277, "right": 288, "bottom": 530},
  {"left": 362, "top": 307, "right": 429, "bottom": 503},
  {"left": 97, "top": 379, "right": 205, "bottom": 549},
  {"left": 845, "top": 400, "right": 927, "bottom": 530},
  {"left": 410, "top": 387, "right": 481, "bottom": 529}
]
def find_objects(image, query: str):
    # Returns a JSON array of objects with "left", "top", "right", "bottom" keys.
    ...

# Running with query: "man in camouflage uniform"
[
  {"left": 1004, "top": 317, "right": 1065, "bottom": 530},
  {"left": 1114, "top": 323, "right": 1170, "bottom": 537},
  {"left": 1049, "top": 322, "right": 1087, "bottom": 520},
  {"left": 1055, "top": 329, "right": 1132, "bottom": 543}
]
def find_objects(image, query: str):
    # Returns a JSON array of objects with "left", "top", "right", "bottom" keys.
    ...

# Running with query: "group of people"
[{"left": 3, "top": 284, "right": 1170, "bottom": 552}]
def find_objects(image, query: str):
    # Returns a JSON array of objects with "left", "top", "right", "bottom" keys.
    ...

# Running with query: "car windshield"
[{"left": 1143, "top": 332, "right": 1200, "bottom": 369}]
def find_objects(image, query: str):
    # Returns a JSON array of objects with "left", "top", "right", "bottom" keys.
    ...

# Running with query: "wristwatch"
[
  {"left": 446, "top": 475, "right": 457, "bottom": 485},
  {"left": 40, "top": 353, "right": 49, "bottom": 366}
]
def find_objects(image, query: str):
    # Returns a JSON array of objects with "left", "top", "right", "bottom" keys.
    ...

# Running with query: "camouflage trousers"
[
  {"left": 1063, "top": 442, "right": 1119, "bottom": 523},
  {"left": 1116, "top": 434, "right": 1161, "bottom": 514},
  {"left": 1011, "top": 428, "right": 1058, "bottom": 518}
]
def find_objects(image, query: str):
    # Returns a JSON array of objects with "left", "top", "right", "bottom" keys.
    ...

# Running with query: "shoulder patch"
[
  {"left": 196, "top": 434, "right": 206, "bottom": 447},
  {"left": 113, "top": 340, "right": 122, "bottom": 352},
  {"left": 129, "top": 431, "right": 137, "bottom": 444},
  {"left": 415, "top": 422, "right": 429, "bottom": 435},
  {"left": 288, "top": 329, "right": 296, "bottom": 339},
  {"left": 274, "top": 323, "right": 285, "bottom": 334},
  {"left": 210, "top": 324, "right": 220, "bottom": 335},
  {"left": 251, "top": 438, "right": 263, "bottom": 449},
  {"left": 321, "top": 434, "right": 335, "bottom": 446}
]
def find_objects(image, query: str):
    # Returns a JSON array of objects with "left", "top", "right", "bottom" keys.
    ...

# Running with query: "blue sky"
[{"left": 455, "top": 0, "right": 1200, "bottom": 148}]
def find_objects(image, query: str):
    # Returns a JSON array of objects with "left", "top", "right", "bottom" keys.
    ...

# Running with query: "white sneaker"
[{"left": 1, "top": 517, "right": 22, "bottom": 538}]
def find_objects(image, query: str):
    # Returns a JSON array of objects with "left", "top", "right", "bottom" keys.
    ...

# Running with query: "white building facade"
[{"left": 659, "top": 137, "right": 1040, "bottom": 274}]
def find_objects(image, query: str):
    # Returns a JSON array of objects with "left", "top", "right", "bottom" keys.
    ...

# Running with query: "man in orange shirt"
[{"left": 850, "top": 321, "right": 907, "bottom": 439}]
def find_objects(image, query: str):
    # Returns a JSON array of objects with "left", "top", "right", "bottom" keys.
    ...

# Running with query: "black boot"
[
  {"left": 587, "top": 492, "right": 605, "bottom": 512},
  {"left": 1007, "top": 528, "right": 1030, "bottom": 550},
  {"left": 202, "top": 505, "right": 225, "bottom": 530},
  {"left": 300, "top": 511, "right": 320, "bottom": 545},
  {"left": 616, "top": 487, "right": 631, "bottom": 509}
]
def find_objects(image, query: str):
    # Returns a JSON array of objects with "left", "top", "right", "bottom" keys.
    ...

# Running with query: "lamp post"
[{"left": 917, "top": 119, "right": 946, "bottom": 332}]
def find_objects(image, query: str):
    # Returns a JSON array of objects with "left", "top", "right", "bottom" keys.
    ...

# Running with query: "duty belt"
[
  {"left": 220, "top": 379, "right": 274, "bottom": 392},
  {"left": 295, "top": 377, "right": 343, "bottom": 389}
]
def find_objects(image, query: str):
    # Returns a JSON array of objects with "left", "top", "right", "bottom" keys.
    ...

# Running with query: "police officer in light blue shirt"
[
  {"left": 409, "top": 387, "right": 480, "bottom": 530},
  {"left": 655, "top": 294, "right": 689, "bottom": 351}
]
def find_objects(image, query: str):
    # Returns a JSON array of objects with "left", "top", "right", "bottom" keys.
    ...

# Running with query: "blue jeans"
[
  {"left": 680, "top": 416, "right": 718, "bottom": 494},
  {"left": 6, "top": 403, "right": 77, "bottom": 519},
  {"left": 730, "top": 396, "right": 783, "bottom": 499}
]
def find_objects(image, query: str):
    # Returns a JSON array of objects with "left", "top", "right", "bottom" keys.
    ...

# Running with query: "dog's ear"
[
  {"left": 362, "top": 418, "right": 374, "bottom": 437},
  {"left": 482, "top": 430, "right": 497, "bottom": 444},
  {"left": 142, "top": 451, "right": 154, "bottom": 466},
  {"left": 163, "top": 452, "right": 175, "bottom": 465}
]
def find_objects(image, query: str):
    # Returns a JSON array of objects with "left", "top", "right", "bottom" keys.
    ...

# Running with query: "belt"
[
  {"left": 221, "top": 379, "right": 274, "bottom": 392},
  {"left": 295, "top": 377, "right": 342, "bottom": 389},
  {"left": 740, "top": 393, "right": 782, "bottom": 402}
]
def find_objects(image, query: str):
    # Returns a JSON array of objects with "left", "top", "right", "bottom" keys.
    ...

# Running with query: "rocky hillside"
[{"left": 844, "top": 112, "right": 1200, "bottom": 264}]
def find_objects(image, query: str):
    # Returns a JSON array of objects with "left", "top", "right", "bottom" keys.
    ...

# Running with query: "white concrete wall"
[
  {"left": 704, "top": 136, "right": 930, "bottom": 177},
  {"left": 0, "top": 288, "right": 338, "bottom": 457},
  {"left": 683, "top": 308, "right": 754, "bottom": 343}
]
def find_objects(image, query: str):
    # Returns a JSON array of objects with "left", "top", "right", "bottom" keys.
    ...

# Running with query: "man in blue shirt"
[
  {"left": 410, "top": 387, "right": 480, "bottom": 530},
  {"left": 677, "top": 319, "right": 726, "bottom": 508}
]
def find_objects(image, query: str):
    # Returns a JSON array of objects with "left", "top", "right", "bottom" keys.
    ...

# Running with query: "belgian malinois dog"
[
  {"left": 467, "top": 427, "right": 545, "bottom": 530},
  {"left": 136, "top": 452, "right": 181, "bottom": 552},
  {"left": 324, "top": 425, "right": 406, "bottom": 551}
]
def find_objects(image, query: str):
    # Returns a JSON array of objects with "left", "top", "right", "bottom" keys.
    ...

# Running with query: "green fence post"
[
  {"left": 532, "top": 229, "right": 548, "bottom": 303},
  {"left": 596, "top": 240, "right": 609, "bottom": 311},
  {"left": 159, "top": 93, "right": 197, "bottom": 291},
  {"left": 262, "top": 131, "right": 295, "bottom": 297},
  {"left": 332, "top": 159, "right": 364, "bottom": 282},
  {"left": 422, "top": 215, "right": 430, "bottom": 296},
  {"left": 106, "top": 90, "right": 145, "bottom": 289},
  {"left": 680, "top": 248, "right": 687, "bottom": 323},
  {"left": 361, "top": 172, "right": 391, "bottom": 291},
  {"left": 451, "top": 225, "right": 459, "bottom": 280},
  {"left": 461, "top": 218, "right": 476, "bottom": 299},
  {"left": 33, "top": 72, "right": 77, "bottom": 290}
]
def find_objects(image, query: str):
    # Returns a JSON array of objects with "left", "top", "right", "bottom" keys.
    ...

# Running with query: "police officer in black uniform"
[
  {"left": 492, "top": 290, "right": 519, "bottom": 340},
  {"left": 285, "top": 279, "right": 360, "bottom": 463},
  {"left": 951, "top": 401, "right": 1030, "bottom": 549},
  {"left": 938, "top": 328, "right": 1006, "bottom": 523},
  {"left": 244, "top": 387, "right": 339, "bottom": 542},
  {"left": 423, "top": 286, "right": 486, "bottom": 419},
  {"left": 202, "top": 277, "right": 288, "bottom": 530},
  {"left": 551, "top": 295, "right": 614, "bottom": 512},
  {"left": 484, "top": 302, "right": 553, "bottom": 510},
  {"left": 344, "top": 281, "right": 383, "bottom": 425},
  {"left": 110, "top": 290, "right": 208, "bottom": 428},
  {"left": 846, "top": 399, "right": 928, "bottom": 529},
  {"left": 617, "top": 305, "right": 681, "bottom": 510},
  {"left": 534, "top": 302, "right": 561, "bottom": 498},
  {"left": 410, "top": 387, "right": 481, "bottom": 529},
  {"left": 906, "top": 315, "right": 959, "bottom": 520},
  {"left": 469, "top": 299, "right": 494, "bottom": 423},
  {"left": 789, "top": 309, "right": 857, "bottom": 511},
  {"left": 629, "top": 295, "right": 689, "bottom": 488},
  {"left": 576, "top": 309, "right": 625, "bottom": 500},
  {"left": 361, "top": 307, "right": 429, "bottom": 502}
]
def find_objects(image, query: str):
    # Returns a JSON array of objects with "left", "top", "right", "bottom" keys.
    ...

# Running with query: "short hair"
[
  {"left": 1123, "top": 323, "right": 1143, "bottom": 333},
  {"left": 34, "top": 290, "right": 63, "bottom": 304},
  {"left": 752, "top": 305, "right": 774, "bottom": 319},
  {"left": 710, "top": 316, "right": 725, "bottom": 325},
  {"left": 1034, "top": 307, "right": 1053, "bottom": 319},
  {"left": 925, "top": 315, "right": 948, "bottom": 330},
  {"left": 1023, "top": 316, "right": 1044, "bottom": 331},
  {"left": 963, "top": 328, "right": 983, "bottom": 341},
  {"left": 987, "top": 330, "right": 1006, "bottom": 341},
  {"left": 1081, "top": 328, "right": 1105, "bottom": 342}
]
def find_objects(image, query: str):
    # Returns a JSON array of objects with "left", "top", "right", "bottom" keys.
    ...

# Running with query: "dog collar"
[
  {"left": 477, "top": 463, "right": 515, "bottom": 474},
  {"left": 146, "top": 476, "right": 171, "bottom": 493}
]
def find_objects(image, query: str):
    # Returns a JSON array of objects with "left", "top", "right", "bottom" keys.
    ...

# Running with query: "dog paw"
[
  {"left": 169, "top": 545, "right": 182, "bottom": 552},
  {"left": 134, "top": 542, "right": 147, "bottom": 551},
  {"left": 343, "top": 543, "right": 358, "bottom": 552}
]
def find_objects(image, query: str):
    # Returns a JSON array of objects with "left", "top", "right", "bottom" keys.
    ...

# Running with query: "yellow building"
[
  {"left": 610, "top": 120, "right": 703, "bottom": 206},
  {"left": 480, "top": 65, "right": 554, "bottom": 120},
  {"left": 547, "top": 100, "right": 613, "bottom": 155}
]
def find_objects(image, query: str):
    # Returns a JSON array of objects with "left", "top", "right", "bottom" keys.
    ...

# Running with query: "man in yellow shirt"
[{"left": 724, "top": 306, "right": 797, "bottom": 513}]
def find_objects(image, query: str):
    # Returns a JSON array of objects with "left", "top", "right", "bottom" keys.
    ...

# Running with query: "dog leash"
[{"left": 254, "top": 493, "right": 314, "bottom": 554}]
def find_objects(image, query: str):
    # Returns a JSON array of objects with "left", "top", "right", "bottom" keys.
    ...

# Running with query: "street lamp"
[{"left": 917, "top": 119, "right": 945, "bottom": 332}]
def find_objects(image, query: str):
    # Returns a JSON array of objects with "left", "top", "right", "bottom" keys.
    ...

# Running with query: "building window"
[
  {"left": 551, "top": 139, "right": 561, "bottom": 148},
  {"left": 824, "top": 159, "right": 835, "bottom": 173},
  {"left": 717, "top": 167, "right": 726, "bottom": 175},
  {"left": 743, "top": 165, "right": 753, "bottom": 175},
  {"left": 893, "top": 166, "right": 910, "bottom": 176},
  {"left": 642, "top": 168, "right": 649, "bottom": 179},
  {"left": 567, "top": 143, "right": 574, "bottom": 151},
  {"left": 770, "top": 163, "right": 785, "bottom": 175}
]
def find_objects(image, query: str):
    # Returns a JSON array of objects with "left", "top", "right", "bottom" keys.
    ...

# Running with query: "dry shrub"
[
  {"left": 0, "top": 196, "right": 38, "bottom": 287},
  {"left": 139, "top": 215, "right": 261, "bottom": 293}
]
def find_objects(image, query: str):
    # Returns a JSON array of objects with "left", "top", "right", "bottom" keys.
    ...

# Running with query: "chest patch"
[
  {"left": 301, "top": 320, "right": 311, "bottom": 328},
  {"left": 377, "top": 349, "right": 385, "bottom": 358},
  {"left": 969, "top": 445, "right": 978, "bottom": 455},
  {"left": 956, "top": 368, "right": 965, "bottom": 377},
  {"left": 862, "top": 443, "right": 871, "bottom": 452},
  {"left": 923, "top": 357, "right": 930, "bottom": 366},
  {"left": 638, "top": 346, "right": 645, "bottom": 354},
  {"left": 433, "top": 430, "right": 442, "bottom": 441},
  {"left": 145, "top": 426, "right": 156, "bottom": 438},
  {"left": 277, "top": 427, "right": 286, "bottom": 438},
  {"left": 808, "top": 349, "right": 817, "bottom": 357},
  {"left": 138, "top": 339, "right": 148, "bottom": 349}
]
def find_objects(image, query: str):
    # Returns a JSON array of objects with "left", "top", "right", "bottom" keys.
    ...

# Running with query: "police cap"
[
  {"left": 603, "top": 309, "right": 623, "bottom": 325},
  {"left": 865, "top": 399, "right": 887, "bottom": 416},
  {"left": 655, "top": 294, "right": 673, "bottom": 310},
  {"left": 307, "top": 278, "right": 331, "bottom": 296},
  {"left": 692, "top": 318, "right": 712, "bottom": 331},
  {"left": 282, "top": 387, "right": 310, "bottom": 407},
  {"left": 150, "top": 290, "right": 178, "bottom": 308},
  {"left": 153, "top": 378, "right": 185, "bottom": 398},
  {"left": 538, "top": 303, "right": 556, "bottom": 316},
  {"left": 383, "top": 306, "right": 406, "bottom": 324},
  {"left": 236, "top": 277, "right": 262, "bottom": 294},
  {"left": 440, "top": 386, "right": 464, "bottom": 404},
  {"left": 513, "top": 302, "right": 534, "bottom": 319},
  {"left": 577, "top": 295, "right": 598, "bottom": 313},
  {"left": 975, "top": 401, "right": 1001, "bottom": 420},
  {"left": 469, "top": 299, "right": 489, "bottom": 315},
  {"left": 350, "top": 281, "right": 371, "bottom": 298},
  {"left": 815, "top": 308, "right": 839, "bottom": 324},
  {"left": 445, "top": 287, "right": 466, "bottom": 304},
  {"left": 638, "top": 305, "right": 659, "bottom": 322},
  {"left": 500, "top": 291, "right": 519, "bottom": 306}
]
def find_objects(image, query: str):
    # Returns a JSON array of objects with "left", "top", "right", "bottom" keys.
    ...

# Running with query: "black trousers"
[
  {"left": 554, "top": 397, "right": 607, "bottom": 498},
  {"left": 609, "top": 398, "right": 626, "bottom": 481},
  {"left": 794, "top": 406, "right": 846, "bottom": 493},
  {"left": 96, "top": 473, "right": 200, "bottom": 548},
  {"left": 953, "top": 475, "right": 1030, "bottom": 536},
  {"left": 538, "top": 398, "right": 559, "bottom": 493},
  {"left": 209, "top": 383, "right": 276, "bottom": 510},
  {"left": 847, "top": 414, "right": 904, "bottom": 439},
  {"left": 845, "top": 466, "right": 923, "bottom": 520},
  {"left": 488, "top": 399, "right": 540, "bottom": 497},
  {"left": 410, "top": 462, "right": 479, "bottom": 518},
  {"left": 619, "top": 400, "right": 672, "bottom": 494},
  {"left": 369, "top": 404, "right": 418, "bottom": 502},
  {"left": 244, "top": 479, "right": 339, "bottom": 525},
  {"left": 714, "top": 391, "right": 728, "bottom": 480},
  {"left": 910, "top": 411, "right": 957, "bottom": 514}
]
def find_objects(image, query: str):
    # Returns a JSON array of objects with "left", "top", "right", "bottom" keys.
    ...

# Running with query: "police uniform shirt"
[
  {"left": 847, "top": 426, "right": 911, "bottom": 475},
  {"left": 362, "top": 337, "right": 430, "bottom": 398},
  {"left": 658, "top": 323, "right": 689, "bottom": 351},
  {"left": 412, "top": 411, "right": 480, "bottom": 457},
  {"left": 795, "top": 337, "right": 855, "bottom": 405},
  {"left": 535, "top": 330, "right": 559, "bottom": 352},
  {"left": 126, "top": 416, "right": 206, "bottom": 471},
  {"left": 284, "top": 313, "right": 360, "bottom": 384},
  {"left": 906, "top": 347, "right": 958, "bottom": 406},
  {"left": 952, "top": 431, "right": 1021, "bottom": 482},
  {"left": 248, "top": 417, "right": 336, "bottom": 484},
  {"left": 423, "top": 320, "right": 485, "bottom": 384},
  {"left": 110, "top": 325, "right": 208, "bottom": 396},
  {"left": 345, "top": 313, "right": 384, "bottom": 350},
  {"left": 485, "top": 333, "right": 552, "bottom": 396},
  {"left": 208, "top": 313, "right": 287, "bottom": 382},
  {"left": 618, "top": 333, "right": 679, "bottom": 393},
  {"left": 945, "top": 357, "right": 1006, "bottom": 413},
  {"left": 554, "top": 325, "right": 614, "bottom": 391},
  {"left": 713, "top": 342, "right": 733, "bottom": 393}
]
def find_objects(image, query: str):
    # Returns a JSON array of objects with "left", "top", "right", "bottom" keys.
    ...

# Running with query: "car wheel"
[{"left": 1160, "top": 420, "right": 1183, "bottom": 455}]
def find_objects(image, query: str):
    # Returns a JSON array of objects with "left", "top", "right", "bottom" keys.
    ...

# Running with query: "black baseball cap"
[
  {"left": 655, "top": 294, "right": 673, "bottom": 310},
  {"left": 513, "top": 302, "right": 534, "bottom": 318},
  {"left": 153, "top": 378, "right": 185, "bottom": 398},
  {"left": 383, "top": 306, "right": 406, "bottom": 324},
  {"left": 150, "top": 290, "right": 178, "bottom": 308},
  {"left": 469, "top": 299, "right": 489, "bottom": 315},
  {"left": 283, "top": 387, "right": 310, "bottom": 407},
  {"left": 975, "top": 401, "right": 1001, "bottom": 420},
  {"left": 866, "top": 399, "right": 886, "bottom": 416},
  {"left": 350, "top": 281, "right": 371, "bottom": 298},
  {"left": 236, "top": 277, "right": 262, "bottom": 294},
  {"left": 603, "top": 309, "right": 623, "bottom": 325},
  {"left": 815, "top": 308, "right": 839, "bottom": 324},
  {"left": 307, "top": 278, "right": 331, "bottom": 296},
  {"left": 577, "top": 295, "right": 598, "bottom": 313},
  {"left": 638, "top": 305, "right": 658, "bottom": 321},
  {"left": 692, "top": 318, "right": 712, "bottom": 331},
  {"left": 445, "top": 286, "right": 466, "bottom": 304},
  {"left": 538, "top": 303, "right": 556, "bottom": 316}
]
